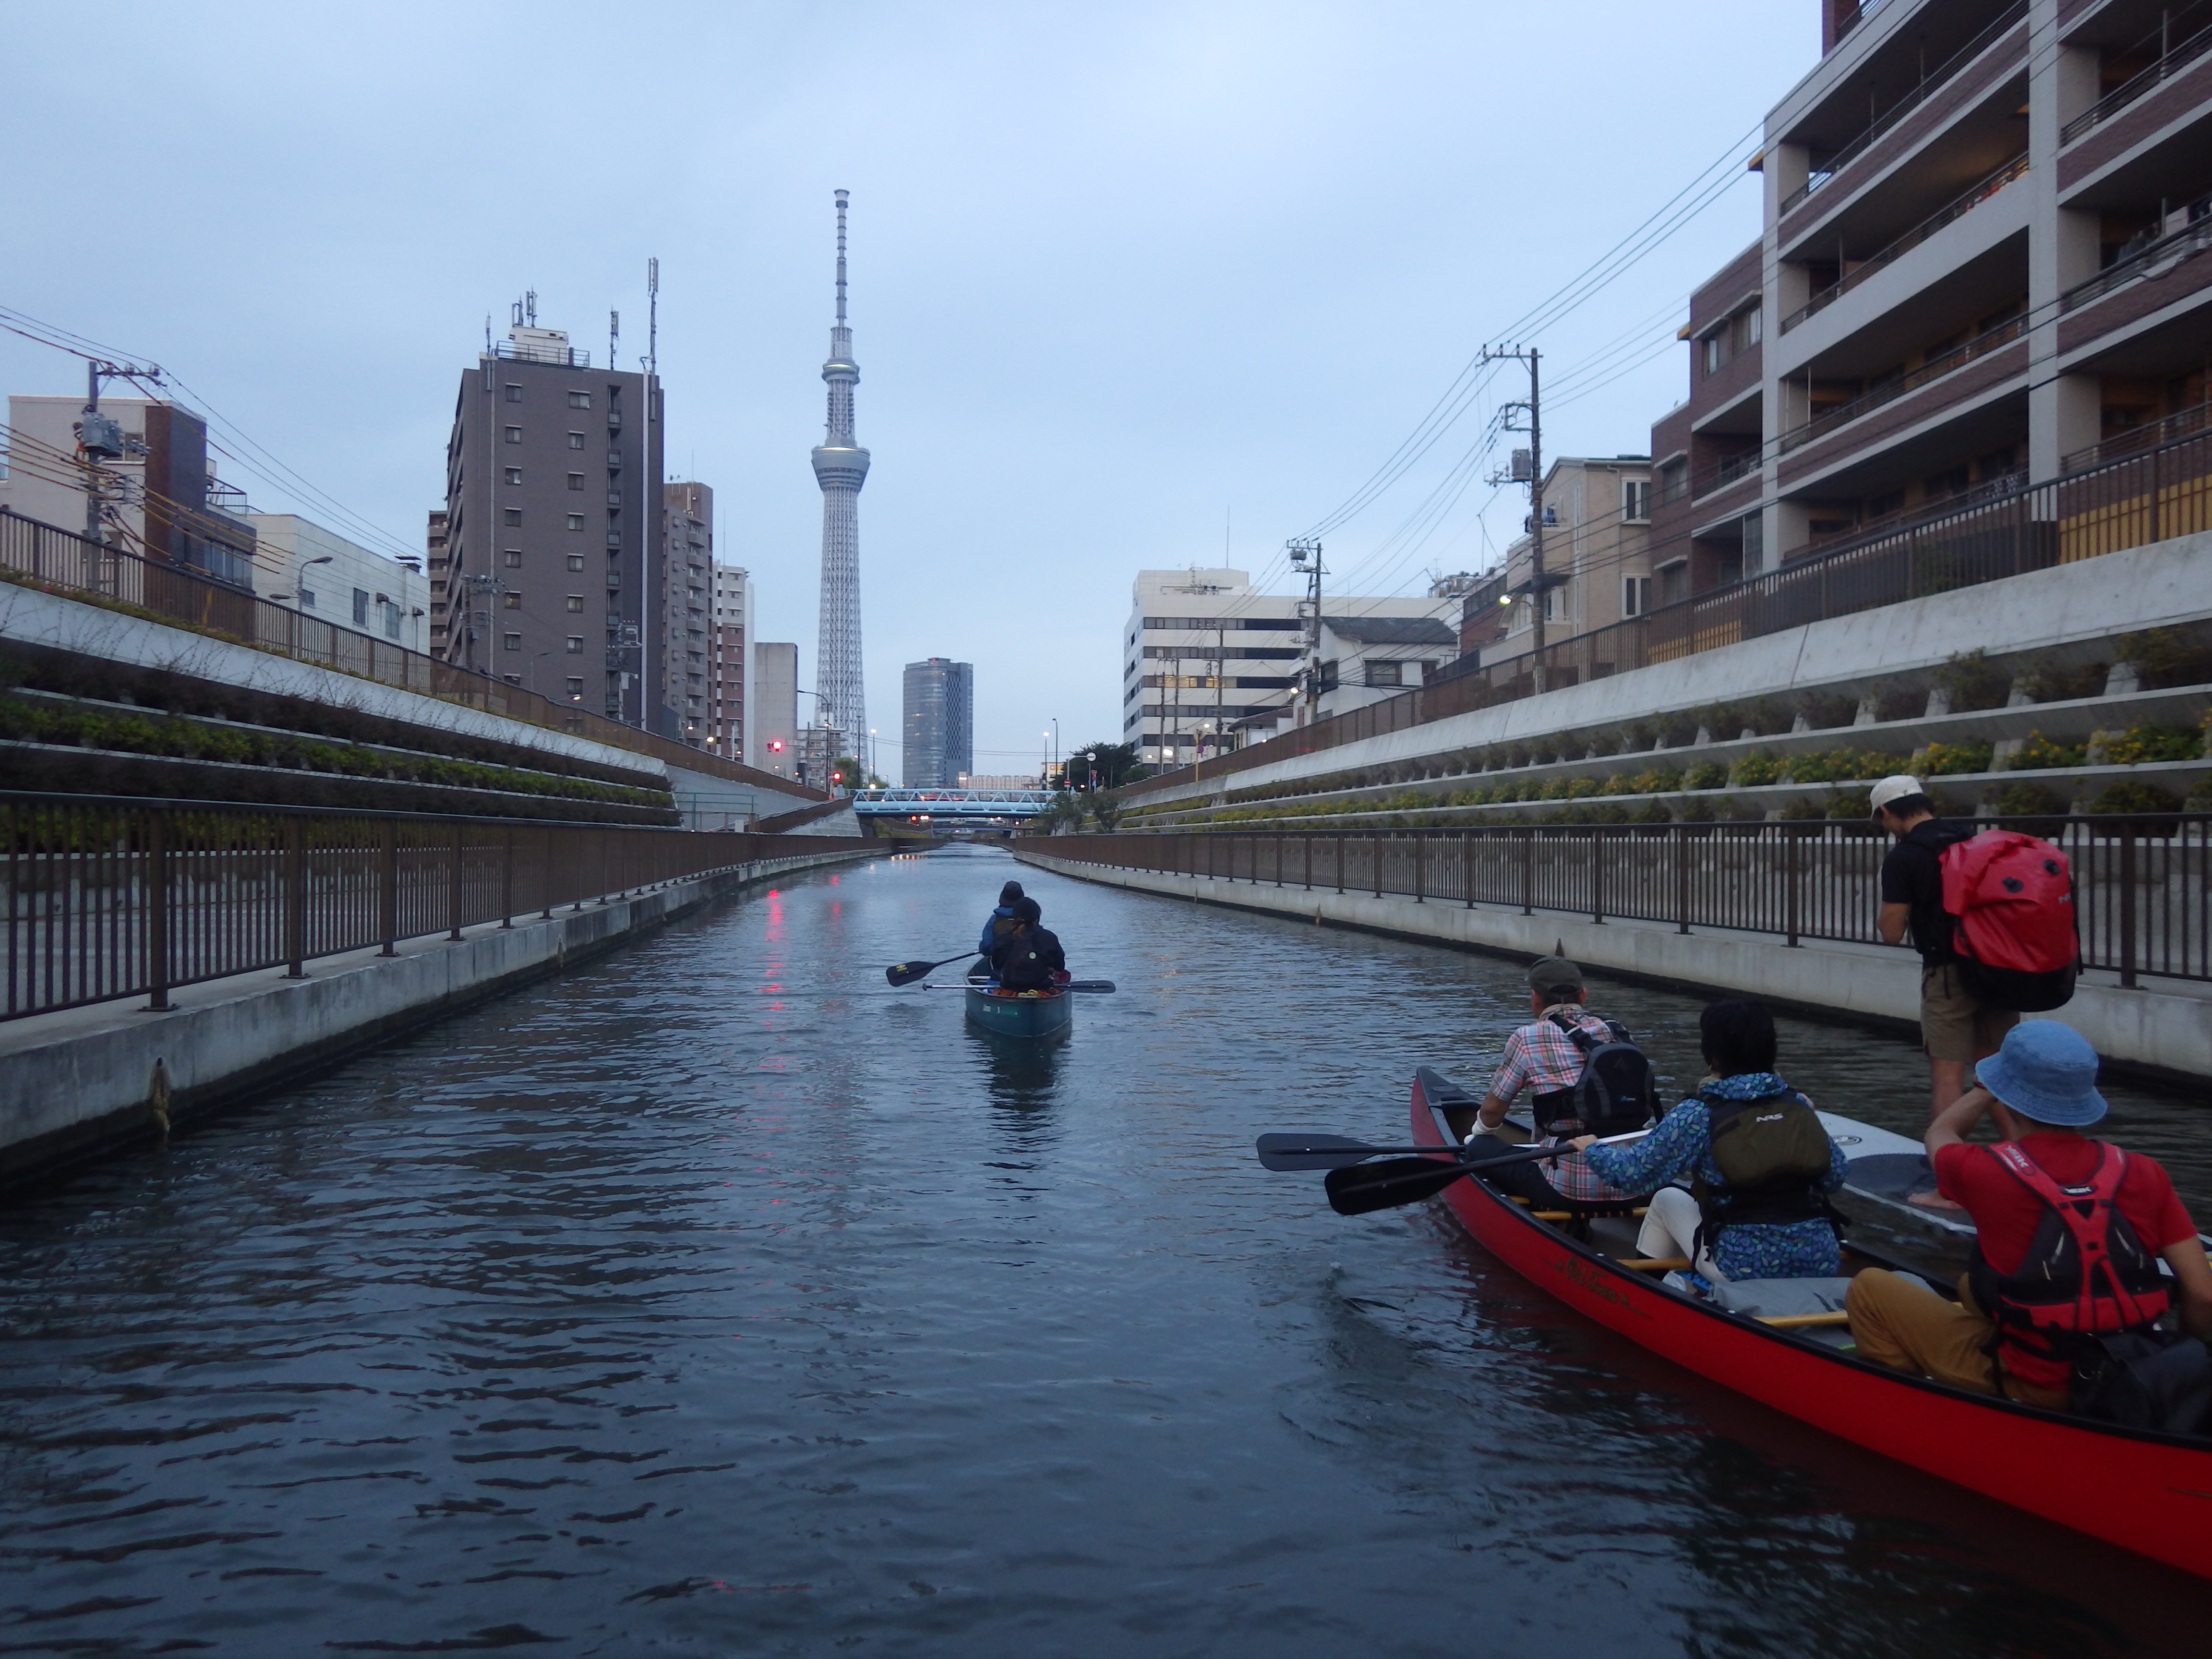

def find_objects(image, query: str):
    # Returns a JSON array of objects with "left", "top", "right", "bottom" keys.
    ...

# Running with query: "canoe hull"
[
  {"left": 1410, "top": 1074, "right": 2212, "bottom": 1579},
  {"left": 964, "top": 985, "right": 1072, "bottom": 1039}
]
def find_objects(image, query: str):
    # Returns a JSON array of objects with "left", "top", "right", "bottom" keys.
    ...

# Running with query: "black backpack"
[
  {"left": 1530, "top": 1011, "right": 1658, "bottom": 1140},
  {"left": 997, "top": 930, "right": 1059, "bottom": 992}
]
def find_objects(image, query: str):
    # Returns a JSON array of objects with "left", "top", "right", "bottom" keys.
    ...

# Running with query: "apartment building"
[
  {"left": 249, "top": 513, "right": 428, "bottom": 653},
  {"left": 1482, "top": 455, "right": 1653, "bottom": 669},
  {"left": 902, "top": 657, "right": 974, "bottom": 788},
  {"left": 1652, "top": 0, "right": 2212, "bottom": 588},
  {"left": 707, "top": 559, "right": 757, "bottom": 762},
  {"left": 662, "top": 482, "right": 714, "bottom": 745},
  {"left": 1122, "top": 566, "right": 1456, "bottom": 766},
  {"left": 0, "top": 394, "right": 256, "bottom": 588},
  {"left": 436, "top": 322, "right": 669, "bottom": 731}
]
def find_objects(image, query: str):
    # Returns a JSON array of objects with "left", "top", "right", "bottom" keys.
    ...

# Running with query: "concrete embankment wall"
[
  {"left": 0, "top": 845, "right": 870, "bottom": 1187},
  {"left": 1016, "top": 850, "right": 2211, "bottom": 1087}
]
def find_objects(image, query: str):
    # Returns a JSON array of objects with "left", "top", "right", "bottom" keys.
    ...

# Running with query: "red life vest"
[
  {"left": 1939, "top": 830, "right": 2078, "bottom": 1011},
  {"left": 1967, "top": 1142, "right": 2170, "bottom": 1370}
]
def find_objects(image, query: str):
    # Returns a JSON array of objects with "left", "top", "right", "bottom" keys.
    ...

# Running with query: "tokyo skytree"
[{"left": 810, "top": 189, "right": 869, "bottom": 768}]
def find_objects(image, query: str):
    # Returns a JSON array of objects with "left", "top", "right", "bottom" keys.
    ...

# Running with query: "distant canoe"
[{"left": 964, "top": 983, "right": 1072, "bottom": 1039}]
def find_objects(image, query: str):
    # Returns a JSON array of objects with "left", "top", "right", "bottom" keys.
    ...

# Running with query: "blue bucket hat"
[{"left": 1974, "top": 1020, "right": 2107, "bottom": 1127}]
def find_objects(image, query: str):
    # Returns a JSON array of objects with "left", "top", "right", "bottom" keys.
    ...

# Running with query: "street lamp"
[{"left": 269, "top": 553, "right": 333, "bottom": 610}]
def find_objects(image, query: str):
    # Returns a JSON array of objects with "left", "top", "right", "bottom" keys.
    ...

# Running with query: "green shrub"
[
  {"left": 2115, "top": 626, "right": 2212, "bottom": 689},
  {"left": 1538, "top": 777, "right": 1573, "bottom": 800},
  {"left": 1792, "top": 692, "right": 1858, "bottom": 730},
  {"left": 1990, "top": 781, "right": 2064, "bottom": 816},
  {"left": 1628, "top": 766, "right": 1683, "bottom": 793},
  {"left": 1826, "top": 786, "right": 1873, "bottom": 819},
  {"left": 2011, "top": 731, "right": 2086, "bottom": 770},
  {"left": 1930, "top": 648, "right": 2010, "bottom": 712},
  {"left": 2095, "top": 724, "right": 2202, "bottom": 765},
  {"left": 2081, "top": 780, "right": 2182, "bottom": 815},
  {"left": 1683, "top": 761, "right": 1729, "bottom": 790},
  {"left": 1730, "top": 749, "right": 1784, "bottom": 787},
  {"left": 2014, "top": 651, "right": 2106, "bottom": 704},
  {"left": 1913, "top": 740, "right": 1993, "bottom": 776}
]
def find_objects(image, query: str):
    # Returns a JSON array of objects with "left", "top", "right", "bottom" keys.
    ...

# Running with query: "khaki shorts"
[{"left": 1919, "top": 963, "right": 2018, "bottom": 1062}]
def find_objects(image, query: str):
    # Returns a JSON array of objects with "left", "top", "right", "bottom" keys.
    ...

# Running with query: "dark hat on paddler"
[
  {"left": 998, "top": 880, "right": 1025, "bottom": 904},
  {"left": 1526, "top": 954, "right": 1584, "bottom": 993}
]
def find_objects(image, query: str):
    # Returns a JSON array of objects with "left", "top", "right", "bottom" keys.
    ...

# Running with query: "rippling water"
[{"left": 1, "top": 845, "right": 2207, "bottom": 1656}]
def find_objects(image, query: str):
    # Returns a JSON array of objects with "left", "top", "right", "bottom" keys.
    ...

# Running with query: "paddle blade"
[
  {"left": 1256, "top": 1132, "right": 1388, "bottom": 1172},
  {"left": 886, "top": 961, "right": 935, "bottom": 986},
  {"left": 1323, "top": 1156, "right": 1472, "bottom": 1217},
  {"left": 1063, "top": 980, "right": 1117, "bottom": 993}
]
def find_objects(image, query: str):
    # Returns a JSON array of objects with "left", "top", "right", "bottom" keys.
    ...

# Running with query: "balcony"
[
  {"left": 2062, "top": 196, "right": 2212, "bottom": 311},
  {"left": 1782, "top": 152, "right": 2028, "bottom": 332},
  {"left": 2063, "top": 24, "right": 2212, "bottom": 145},
  {"left": 1782, "top": 2, "right": 2027, "bottom": 214},
  {"left": 2062, "top": 397, "right": 2212, "bottom": 472},
  {"left": 606, "top": 492, "right": 623, "bottom": 508},
  {"left": 1779, "top": 313, "right": 2027, "bottom": 452}
]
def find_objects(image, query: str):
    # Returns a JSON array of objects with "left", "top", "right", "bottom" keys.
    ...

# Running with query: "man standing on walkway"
[{"left": 1873, "top": 774, "right": 2017, "bottom": 1121}]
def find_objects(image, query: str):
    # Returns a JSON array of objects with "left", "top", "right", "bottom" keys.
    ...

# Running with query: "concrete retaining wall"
[
  {"left": 0, "top": 846, "right": 871, "bottom": 1187},
  {"left": 1017, "top": 851, "right": 2212, "bottom": 1086}
]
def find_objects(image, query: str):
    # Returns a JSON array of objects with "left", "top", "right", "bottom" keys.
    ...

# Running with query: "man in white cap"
[{"left": 1872, "top": 773, "right": 2016, "bottom": 1120}]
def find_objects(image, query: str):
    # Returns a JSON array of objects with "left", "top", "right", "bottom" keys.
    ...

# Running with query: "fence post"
[
  {"left": 1336, "top": 834, "right": 1345, "bottom": 894},
  {"left": 1464, "top": 830, "right": 1475, "bottom": 907},
  {"left": 1304, "top": 833, "right": 1313, "bottom": 890},
  {"left": 501, "top": 826, "right": 515, "bottom": 928},
  {"left": 1784, "top": 830, "right": 1800, "bottom": 947},
  {"left": 1674, "top": 825, "right": 1690, "bottom": 935},
  {"left": 284, "top": 817, "right": 307, "bottom": 978},
  {"left": 1373, "top": 834, "right": 1383, "bottom": 899},
  {"left": 379, "top": 819, "right": 400, "bottom": 954},
  {"left": 1520, "top": 829, "right": 1534, "bottom": 917},
  {"left": 1413, "top": 833, "right": 1425, "bottom": 903},
  {"left": 2119, "top": 830, "right": 2139, "bottom": 989},
  {"left": 448, "top": 822, "right": 466, "bottom": 940},
  {"left": 1591, "top": 829, "right": 1605, "bottom": 924},
  {"left": 541, "top": 825, "right": 555, "bottom": 919},
  {"left": 144, "top": 810, "right": 172, "bottom": 1011}
]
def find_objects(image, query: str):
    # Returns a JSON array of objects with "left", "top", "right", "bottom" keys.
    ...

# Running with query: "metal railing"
[
  {"left": 1028, "top": 819, "right": 2212, "bottom": 987},
  {"left": 1778, "top": 312, "right": 2026, "bottom": 453},
  {"left": 2062, "top": 201, "right": 2212, "bottom": 312},
  {"left": 1121, "top": 418, "right": 2212, "bottom": 801},
  {"left": 1781, "top": 153, "right": 2028, "bottom": 333},
  {"left": 2062, "top": 23, "right": 2212, "bottom": 144},
  {"left": 0, "top": 508, "right": 822, "bottom": 801},
  {"left": 493, "top": 339, "right": 591, "bottom": 368},
  {"left": 0, "top": 793, "right": 864, "bottom": 1022},
  {"left": 1781, "top": 2, "right": 2029, "bottom": 215},
  {"left": 2064, "top": 397, "right": 2212, "bottom": 472}
]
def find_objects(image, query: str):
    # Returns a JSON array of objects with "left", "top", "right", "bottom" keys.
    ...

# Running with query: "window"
[
  {"left": 1702, "top": 335, "right": 1723, "bottom": 376},
  {"left": 504, "top": 426, "right": 523, "bottom": 444},
  {"left": 503, "top": 673, "right": 521, "bottom": 685},
  {"left": 1741, "top": 511, "right": 1764, "bottom": 567},
  {"left": 566, "top": 595, "right": 585, "bottom": 612},
  {"left": 1364, "top": 659, "right": 1402, "bottom": 688},
  {"left": 568, "top": 390, "right": 592, "bottom": 408},
  {"left": 568, "top": 432, "right": 586, "bottom": 449},
  {"left": 352, "top": 588, "right": 369, "bottom": 626},
  {"left": 1623, "top": 480, "right": 1651, "bottom": 522},
  {"left": 1623, "top": 575, "right": 1652, "bottom": 618},
  {"left": 504, "top": 468, "right": 523, "bottom": 485},
  {"left": 502, "top": 632, "right": 521, "bottom": 651},
  {"left": 503, "top": 591, "right": 521, "bottom": 609},
  {"left": 568, "top": 473, "right": 585, "bottom": 490},
  {"left": 1659, "top": 561, "right": 1689, "bottom": 606},
  {"left": 503, "top": 548, "right": 522, "bottom": 567},
  {"left": 567, "top": 514, "right": 585, "bottom": 531},
  {"left": 383, "top": 599, "right": 401, "bottom": 640},
  {"left": 505, "top": 385, "right": 523, "bottom": 403},
  {"left": 565, "top": 636, "right": 584, "bottom": 653},
  {"left": 566, "top": 553, "right": 585, "bottom": 571},
  {"left": 1542, "top": 582, "right": 1568, "bottom": 623},
  {"left": 1658, "top": 457, "right": 1688, "bottom": 505},
  {"left": 565, "top": 677, "right": 584, "bottom": 697},
  {"left": 503, "top": 508, "right": 522, "bottom": 526}
]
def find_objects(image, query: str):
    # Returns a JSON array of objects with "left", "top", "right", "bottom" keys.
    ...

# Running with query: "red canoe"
[{"left": 1407, "top": 1068, "right": 2212, "bottom": 1579}]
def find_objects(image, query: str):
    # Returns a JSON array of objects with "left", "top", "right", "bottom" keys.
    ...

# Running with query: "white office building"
[{"left": 249, "top": 514, "right": 428, "bottom": 654}]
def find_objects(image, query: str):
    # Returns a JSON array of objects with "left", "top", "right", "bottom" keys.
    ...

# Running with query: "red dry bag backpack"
[{"left": 1938, "top": 830, "right": 2078, "bottom": 1011}]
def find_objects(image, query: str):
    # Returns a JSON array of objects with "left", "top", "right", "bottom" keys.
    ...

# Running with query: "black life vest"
[
  {"left": 1966, "top": 1142, "right": 2170, "bottom": 1370},
  {"left": 996, "top": 926, "right": 1063, "bottom": 992},
  {"left": 1694, "top": 1086, "right": 1840, "bottom": 1245},
  {"left": 1529, "top": 1011, "right": 1657, "bottom": 1140}
]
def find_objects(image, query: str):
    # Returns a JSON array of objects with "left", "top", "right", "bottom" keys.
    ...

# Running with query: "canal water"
[{"left": 1, "top": 845, "right": 2207, "bottom": 1657}]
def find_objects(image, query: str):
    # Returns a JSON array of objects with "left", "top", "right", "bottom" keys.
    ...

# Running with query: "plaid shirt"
[{"left": 1484, "top": 1010, "right": 1640, "bottom": 1204}]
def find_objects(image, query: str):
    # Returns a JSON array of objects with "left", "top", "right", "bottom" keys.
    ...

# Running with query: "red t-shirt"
[{"left": 1935, "top": 1133, "right": 2199, "bottom": 1387}]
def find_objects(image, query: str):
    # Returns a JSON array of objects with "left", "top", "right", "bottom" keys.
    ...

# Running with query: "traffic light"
[{"left": 769, "top": 738, "right": 784, "bottom": 753}]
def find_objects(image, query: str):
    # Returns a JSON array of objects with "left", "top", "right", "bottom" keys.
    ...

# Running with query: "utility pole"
[
  {"left": 1286, "top": 538, "right": 1325, "bottom": 723},
  {"left": 1483, "top": 344, "right": 1549, "bottom": 691},
  {"left": 75, "top": 359, "right": 159, "bottom": 549},
  {"left": 1214, "top": 618, "right": 1225, "bottom": 757}
]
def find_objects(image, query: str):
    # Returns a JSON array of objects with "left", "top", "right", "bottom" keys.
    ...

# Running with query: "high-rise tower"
[{"left": 810, "top": 189, "right": 869, "bottom": 761}]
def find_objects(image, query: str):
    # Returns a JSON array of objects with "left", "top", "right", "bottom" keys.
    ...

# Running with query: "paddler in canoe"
[
  {"left": 987, "top": 897, "right": 1068, "bottom": 997},
  {"left": 969, "top": 880, "right": 1026, "bottom": 981}
]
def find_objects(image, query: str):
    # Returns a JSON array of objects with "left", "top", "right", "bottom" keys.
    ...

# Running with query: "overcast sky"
[{"left": 0, "top": 1, "right": 1817, "bottom": 780}]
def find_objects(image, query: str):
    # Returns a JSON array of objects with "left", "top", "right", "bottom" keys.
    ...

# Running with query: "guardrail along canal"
[{"left": 2, "top": 846, "right": 2206, "bottom": 1653}]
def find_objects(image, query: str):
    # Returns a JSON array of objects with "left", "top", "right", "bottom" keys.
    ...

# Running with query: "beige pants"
[{"left": 1845, "top": 1267, "right": 2069, "bottom": 1410}]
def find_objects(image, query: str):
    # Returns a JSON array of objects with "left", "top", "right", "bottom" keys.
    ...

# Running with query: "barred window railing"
[{"left": 2062, "top": 24, "right": 2212, "bottom": 144}]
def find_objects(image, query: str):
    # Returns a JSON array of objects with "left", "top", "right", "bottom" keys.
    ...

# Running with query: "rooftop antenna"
[
  {"left": 510, "top": 297, "right": 523, "bottom": 328},
  {"left": 524, "top": 289, "right": 538, "bottom": 328},
  {"left": 609, "top": 308, "right": 620, "bottom": 370},
  {"left": 484, "top": 314, "right": 493, "bottom": 353},
  {"left": 646, "top": 258, "right": 659, "bottom": 380},
  {"left": 834, "top": 190, "right": 849, "bottom": 329}
]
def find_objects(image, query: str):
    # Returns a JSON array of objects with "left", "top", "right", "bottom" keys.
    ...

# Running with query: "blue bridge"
[{"left": 852, "top": 788, "right": 1056, "bottom": 829}]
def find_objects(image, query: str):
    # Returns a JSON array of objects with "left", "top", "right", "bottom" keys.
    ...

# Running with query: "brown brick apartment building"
[{"left": 1651, "top": 0, "right": 2212, "bottom": 596}]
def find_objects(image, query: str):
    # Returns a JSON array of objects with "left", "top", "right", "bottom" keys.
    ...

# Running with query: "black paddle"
[
  {"left": 886, "top": 950, "right": 977, "bottom": 986},
  {"left": 1256, "top": 1127, "right": 1649, "bottom": 1172}
]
